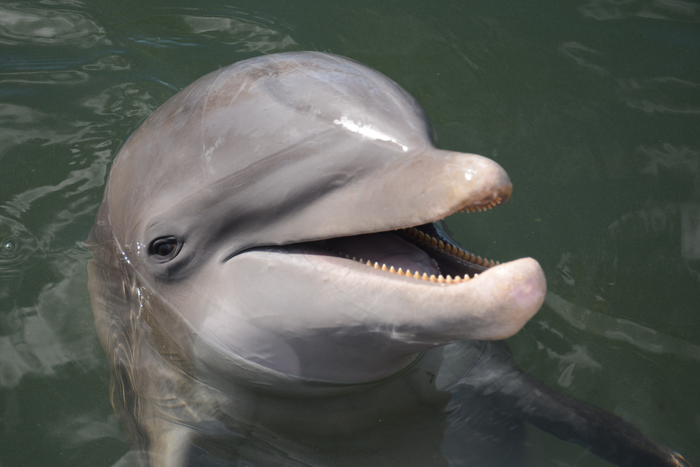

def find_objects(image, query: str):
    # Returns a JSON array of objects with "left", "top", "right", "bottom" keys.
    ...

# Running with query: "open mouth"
[
  {"left": 312, "top": 195, "right": 506, "bottom": 285},
  {"left": 207, "top": 180, "right": 544, "bottom": 362}
]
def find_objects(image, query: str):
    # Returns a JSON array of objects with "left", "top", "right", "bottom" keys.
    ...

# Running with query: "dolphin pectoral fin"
[
  {"left": 456, "top": 341, "right": 694, "bottom": 467},
  {"left": 512, "top": 371, "right": 693, "bottom": 467},
  {"left": 509, "top": 372, "right": 690, "bottom": 467}
]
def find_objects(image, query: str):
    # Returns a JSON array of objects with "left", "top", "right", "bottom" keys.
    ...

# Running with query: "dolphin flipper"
[{"left": 449, "top": 341, "right": 691, "bottom": 467}]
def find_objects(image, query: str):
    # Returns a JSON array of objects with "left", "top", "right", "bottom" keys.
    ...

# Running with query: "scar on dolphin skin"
[{"left": 87, "top": 52, "right": 693, "bottom": 467}]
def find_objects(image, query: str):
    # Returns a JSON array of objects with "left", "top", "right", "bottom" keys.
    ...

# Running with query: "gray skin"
[{"left": 87, "top": 52, "right": 691, "bottom": 467}]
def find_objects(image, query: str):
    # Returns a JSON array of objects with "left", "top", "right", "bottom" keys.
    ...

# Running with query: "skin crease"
[{"left": 88, "top": 52, "right": 692, "bottom": 467}]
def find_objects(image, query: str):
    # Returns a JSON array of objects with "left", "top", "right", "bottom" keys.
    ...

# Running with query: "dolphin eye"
[{"left": 149, "top": 237, "right": 180, "bottom": 259}]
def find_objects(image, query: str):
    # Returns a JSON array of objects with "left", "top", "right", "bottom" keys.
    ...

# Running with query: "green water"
[{"left": 0, "top": 0, "right": 698, "bottom": 466}]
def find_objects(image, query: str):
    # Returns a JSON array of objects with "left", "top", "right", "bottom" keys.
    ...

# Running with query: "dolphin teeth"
[
  {"left": 458, "top": 194, "right": 504, "bottom": 213},
  {"left": 326, "top": 226, "right": 502, "bottom": 283},
  {"left": 396, "top": 227, "right": 501, "bottom": 272}
]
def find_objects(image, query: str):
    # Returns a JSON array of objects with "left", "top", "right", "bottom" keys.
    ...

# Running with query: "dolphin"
[{"left": 87, "top": 52, "right": 691, "bottom": 467}]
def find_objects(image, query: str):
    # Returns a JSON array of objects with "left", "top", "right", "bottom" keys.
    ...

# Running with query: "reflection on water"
[
  {"left": 558, "top": 41, "right": 610, "bottom": 77},
  {"left": 546, "top": 291, "right": 700, "bottom": 360},
  {"left": 0, "top": 4, "right": 107, "bottom": 48},
  {"left": 0, "top": 256, "right": 99, "bottom": 388},
  {"left": 0, "top": 0, "right": 698, "bottom": 465},
  {"left": 681, "top": 204, "right": 700, "bottom": 260},
  {"left": 82, "top": 55, "right": 131, "bottom": 72},
  {"left": 0, "top": 216, "right": 41, "bottom": 278},
  {"left": 0, "top": 70, "right": 90, "bottom": 85},
  {"left": 183, "top": 15, "right": 298, "bottom": 52},
  {"left": 579, "top": 0, "right": 700, "bottom": 22},
  {"left": 82, "top": 83, "right": 158, "bottom": 119},
  {"left": 622, "top": 78, "right": 700, "bottom": 115}
]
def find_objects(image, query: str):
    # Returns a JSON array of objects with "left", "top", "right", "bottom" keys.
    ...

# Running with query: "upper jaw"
[{"left": 132, "top": 147, "right": 512, "bottom": 275}]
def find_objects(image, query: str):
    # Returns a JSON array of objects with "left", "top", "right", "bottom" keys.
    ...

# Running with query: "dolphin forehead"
[{"left": 106, "top": 52, "right": 434, "bottom": 249}]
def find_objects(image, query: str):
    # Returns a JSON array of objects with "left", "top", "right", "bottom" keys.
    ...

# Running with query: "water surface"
[{"left": 0, "top": 0, "right": 698, "bottom": 465}]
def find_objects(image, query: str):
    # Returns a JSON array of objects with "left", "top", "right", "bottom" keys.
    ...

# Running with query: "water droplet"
[{"left": 0, "top": 216, "right": 42, "bottom": 276}]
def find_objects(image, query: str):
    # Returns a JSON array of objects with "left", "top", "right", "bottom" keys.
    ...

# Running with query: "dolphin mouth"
[
  {"left": 221, "top": 148, "right": 514, "bottom": 286},
  {"left": 205, "top": 183, "right": 545, "bottom": 379},
  {"left": 317, "top": 223, "right": 496, "bottom": 284},
  {"left": 269, "top": 194, "right": 507, "bottom": 286}
]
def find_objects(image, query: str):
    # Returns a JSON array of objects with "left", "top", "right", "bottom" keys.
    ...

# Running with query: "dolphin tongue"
[{"left": 322, "top": 232, "right": 441, "bottom": 277}]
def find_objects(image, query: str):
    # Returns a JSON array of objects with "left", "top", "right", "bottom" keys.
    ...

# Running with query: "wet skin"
[{"left": 87, "top": 52, "right": 691, "bottom": 467}]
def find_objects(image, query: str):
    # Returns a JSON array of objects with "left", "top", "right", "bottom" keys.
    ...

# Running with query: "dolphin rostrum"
[{"left": 87, "top": 52, "right": 692, "bottom": 467}]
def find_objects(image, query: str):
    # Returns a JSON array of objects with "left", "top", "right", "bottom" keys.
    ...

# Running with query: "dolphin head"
[{"left": 89, "top": 52, "right": 546, "bottom": 389}]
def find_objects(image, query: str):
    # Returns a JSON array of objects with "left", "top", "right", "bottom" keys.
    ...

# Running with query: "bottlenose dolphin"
[{"left": 87, "top": 52, "right": 691, "bottom": 467}]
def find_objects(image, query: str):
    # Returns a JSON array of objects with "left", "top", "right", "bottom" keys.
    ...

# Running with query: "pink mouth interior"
[{"left": 323, "top": 232, "right": 441, "bottom": 277}]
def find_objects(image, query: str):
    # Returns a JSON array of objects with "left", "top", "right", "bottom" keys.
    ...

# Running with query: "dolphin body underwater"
[{"left": 87, "top": 52, "right": 691, "bottom": 467}]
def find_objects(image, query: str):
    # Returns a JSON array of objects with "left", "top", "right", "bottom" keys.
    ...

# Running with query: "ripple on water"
[
  {"left": 182, "top": 14, "right": 299, "bottom": 53},
  {"left": 0, "top": 4, "right": 108, "bottom": 48},
  {"left": 0, "top": 215, "right": 42, "bottom": 277}
]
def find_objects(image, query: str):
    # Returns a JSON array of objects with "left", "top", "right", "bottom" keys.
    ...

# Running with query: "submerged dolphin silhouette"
[{"left": 87, "top": 52, "right": 691, "bottom": 467}]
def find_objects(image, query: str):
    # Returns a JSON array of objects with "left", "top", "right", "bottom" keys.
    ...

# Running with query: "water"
[{"left": 0, "top": 0, "right": 698, "bottom": 465}]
